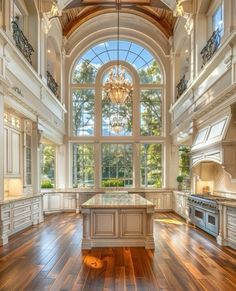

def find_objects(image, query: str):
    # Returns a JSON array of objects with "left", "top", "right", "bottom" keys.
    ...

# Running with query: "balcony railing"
[
  {"left": 11, "top": 21, "right": 34, "bottom": 65},
  {"left": 47, "top": 71, "right": 59, "bottom": 98},
  {"left": 200, "top": 28, "right": 221, "bottom": 67},
  {"left": 176, "top": 74, "right": 188, "bottom": 99}
]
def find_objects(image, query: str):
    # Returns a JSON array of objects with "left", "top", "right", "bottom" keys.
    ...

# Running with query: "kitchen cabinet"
[
  {"left": 0, "top": 195, "right": 43, "bottom": 245},
  {"left": 42, "top": 192, "right": 95, "bottom": 213},
  {"left": 145, "top": 192, "right": 172, "bottom": 211},
  {"left": 4, "top": 127, "right": 21, "bottom": 177},
  {"left": 173, "top": 191, "right": 189, "bottom": 219}
]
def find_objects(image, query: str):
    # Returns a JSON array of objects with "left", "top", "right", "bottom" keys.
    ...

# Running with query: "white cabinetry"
[
  {"left": 145, "top": 192, "right": 172, "bottom": 211},
  {"left": 0, "top": 195, "right": 43, "bottom": 245},
  {"left": 43, "top": 192, "right": 79, "bottom": 213},
  {"left": 173, "top": 191, "right": 189, "bottom": 219},
  {"left": 4, "top": 126, "right": 21, "bottom": 177}
]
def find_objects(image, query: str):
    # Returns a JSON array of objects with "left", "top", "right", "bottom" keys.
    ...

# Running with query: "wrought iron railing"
[
  {"left": 200, "top": 28, "right": 221, "bottom": 67},
  {"left": 47, "top": 70, "right": 59, "bottom": 97},
  {"left": 11, "top": 21, "right": 34, "bottom": 65},
  {"left": 176, "top": 74, "right": 188, "bottom": 99}
]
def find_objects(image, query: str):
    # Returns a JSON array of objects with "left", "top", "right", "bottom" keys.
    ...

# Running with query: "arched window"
[{"left": 71, "top": 40, "right": 164, "bottom": 189}]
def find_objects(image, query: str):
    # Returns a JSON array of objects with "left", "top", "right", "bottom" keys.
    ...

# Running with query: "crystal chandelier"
[
  {"left": 111, "top": 111, "right": 126, "bottom": 134},
  {"left": 103, "top": 0, "right": 133, "bottom": 104}
]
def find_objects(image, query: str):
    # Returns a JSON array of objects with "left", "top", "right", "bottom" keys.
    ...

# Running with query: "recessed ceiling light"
[
  {"left": 185, "top": 49, "right": 189, "bottom": 53},
  {"left": 47, "top": 49, "right": 51, "bottom": 53}
]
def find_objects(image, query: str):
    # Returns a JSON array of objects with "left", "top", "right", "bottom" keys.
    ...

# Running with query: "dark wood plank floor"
[{"left": 0, "top": 212, "right": 236, "bottom": 291}]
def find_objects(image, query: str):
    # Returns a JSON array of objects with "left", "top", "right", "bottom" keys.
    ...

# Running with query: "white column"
[{"left": 0, "top": 90, "right": 4, "bottom": 200}]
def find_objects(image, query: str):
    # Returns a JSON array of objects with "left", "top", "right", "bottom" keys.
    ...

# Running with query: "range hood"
[{"left": 190, "top": 104, "right": 236, "bottom": 179}]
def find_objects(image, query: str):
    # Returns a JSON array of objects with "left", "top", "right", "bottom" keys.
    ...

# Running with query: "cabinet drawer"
[
  {"left": 13, "top": 200, "right": 31, "bottom": 208},
  {"left": 1, "top": 204, "right": 10, "bottom": 211},
  {"left": 32, "top": 203, "right": 39, "bottom": 212},
  {"left": 33, "top": 198, "right": 40, "bottom": 203},
  {"left": 1, "top": 221, "right": 11, "bottom": 234},
  {"left": 1, "top": 210, "right": 11, "bottom": 220},
  {"left": 227, "top": 227, "right": 236, "bottom": 244},
  {"left": 227, "top": 214, "right": 236, "bottom": 228},
  {"left": 12, "top": 215, "right": 31, "bottom": 230},
  {"left": 12, "top": 205, "right": 31, "bottom": 217}
]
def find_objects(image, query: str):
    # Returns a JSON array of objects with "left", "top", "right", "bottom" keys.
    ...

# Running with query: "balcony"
[
  {"left": 176, "top": 74, "right": 188, "bottom": 99},
  {"left": 47, "top": 71, "right": 59, "bottom": 98},
  {"left": 11, "top": 21, "right": 34, "bottom": 65},
  {"left": 200, "top": 28, "right": 221, "bottom": 68}
]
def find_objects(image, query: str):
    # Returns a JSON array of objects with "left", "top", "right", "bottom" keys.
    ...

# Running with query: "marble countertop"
[
  {"left": 0, "top": 193, "right": 42, "bottom": 205},
  {"left": 218, "top": 201, "right": 236, "bottom": 208},
  {"left": 42, "top": 188, "right": 174, "bottom": 194},
  {"left": 81, "top": 193, "right": 154, "bottom": 208}
]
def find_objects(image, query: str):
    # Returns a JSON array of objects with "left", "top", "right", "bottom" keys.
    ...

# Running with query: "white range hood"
[{"left": 190, "top": 104, "right": 236, "bottom": 179}]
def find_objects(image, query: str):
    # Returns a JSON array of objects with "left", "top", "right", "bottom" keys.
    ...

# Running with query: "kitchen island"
[{"left": 81, "top": 193, "right": 155, "bottom": 249}]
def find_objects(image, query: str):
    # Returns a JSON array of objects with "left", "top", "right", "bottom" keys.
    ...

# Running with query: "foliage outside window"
[
  {"left": 140, "top": 89, "right": 162, "bottom": 136},
  {"left": 140, "top": 144, "right": 162, "bottom": 188},
  {"left": 102, "top": 144, "right": 133, "bottom": 187},
  {"left": 41, "top": 145, "right": 55, "bottom": 188},
  {"left": 178, "top": 146, "right": 190, "bottom": 189},
  {"left": 73, "top": 144, "right": 94, "bottom": 188}
]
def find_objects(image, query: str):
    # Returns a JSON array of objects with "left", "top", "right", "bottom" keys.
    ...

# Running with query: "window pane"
[
  {"left": 140, "top": 89, "right": 162, "bottom": 136},
  {"left": 72, "top": 89, "right": 95, "bottom": 136},
  {"left": 140, "top": 144, "right": 162, "bottom": 188},
  {"left": 41, "top": 145, "right": 55, "bottom": 188},
  {"left": 72, "top": 60, "right": 97, "bottom": 84},
  {"left": 138, "top": 60, "right": 163, "bottom": 84},
  {"left": 73, "top": 144, "right": 94, "bottom": 188},
  {"left": 178, "top": 146, "right": 190, "bottom": 190},
  {"left": 102, "top": 144, "right": 133, "bottom": 187},
  {"left": 212, "top": 5, "right": 223, "bottom": 34}
]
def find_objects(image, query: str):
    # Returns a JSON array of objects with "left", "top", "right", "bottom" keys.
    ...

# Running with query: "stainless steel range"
[{"left": 188, "top": 194, "right": 228, "bottom": 237}]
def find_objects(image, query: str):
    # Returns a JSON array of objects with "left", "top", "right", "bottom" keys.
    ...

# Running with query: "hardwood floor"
[{"left": 0, "top": 212, "right": 236, "bottom": 291}]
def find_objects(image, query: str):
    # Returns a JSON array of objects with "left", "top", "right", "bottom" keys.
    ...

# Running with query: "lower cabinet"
[
  {"left": 172, "top": 191, "right": 189, "bottom": 219},
  {"left": 225, "top": 207, "right": 236, "bottom": 249},
  {"left": 145, "top": 192, "right": 172, "bottom": 211},
  {"left": 0, "top": 196, "right": 43, "bottom": 245}
]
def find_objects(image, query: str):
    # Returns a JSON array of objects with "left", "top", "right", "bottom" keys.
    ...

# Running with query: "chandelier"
[
  {"left": 103, "top": 0, "right": 133, "bottom": 104},
  {"left": 111, "top": 110, "right": 126, "bottom": 134}
]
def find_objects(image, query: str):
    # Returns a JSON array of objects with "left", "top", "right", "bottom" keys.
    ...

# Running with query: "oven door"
[
  {"left": 205, "top": 212, "right": 218, "bottom": 235},
  {"left": 193, "top": 207, "right": 205, "bottom": 227}
]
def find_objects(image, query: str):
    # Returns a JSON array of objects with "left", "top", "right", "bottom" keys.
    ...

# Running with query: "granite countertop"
[
  {"left": 0, "top": 193, "right": 42, "bottom": 205},
  {"left": 81, "top": 193, "right": 154, "bottom": 209}
]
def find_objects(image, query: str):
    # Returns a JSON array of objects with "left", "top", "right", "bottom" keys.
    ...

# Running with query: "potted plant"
[{"left": 176, "top": 175, "right": 184, "bottom": 191}]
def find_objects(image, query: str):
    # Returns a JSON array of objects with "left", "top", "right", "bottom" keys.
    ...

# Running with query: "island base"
[
  {"left": 81, "top": 206, "right": 155, "bottom": 250},
  {"left": 81, "top": 237, "right": 155, "bottom": 249}
]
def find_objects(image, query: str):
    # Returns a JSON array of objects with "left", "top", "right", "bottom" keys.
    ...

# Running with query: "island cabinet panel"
[
  {"left": 145, "top": 192, "right": 172, "bottom": 211},
  {"left": 120, "top": 209, "right": 145, "bottom": 237},
  {"left": 226, "top": 207, "right": 236, "bottom": 248},
  {"left": 91, "top": 210, "right": 118, "bottom": 238}
]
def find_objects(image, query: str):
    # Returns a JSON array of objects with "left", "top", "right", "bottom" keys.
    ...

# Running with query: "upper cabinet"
[{"left": 4, "top": 113, "right": 22, "bottom": 178}]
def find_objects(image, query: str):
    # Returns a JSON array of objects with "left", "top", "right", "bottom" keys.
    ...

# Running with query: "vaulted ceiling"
[{"left": 44, "top": 0, "right": 177, "bottom": 38}]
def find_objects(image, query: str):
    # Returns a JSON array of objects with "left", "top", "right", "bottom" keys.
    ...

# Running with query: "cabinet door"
[
  {"left": 4, "top": 127, "right": 9, "bottom": 174},
  {"left": 11, "top": 129, "right": 21, "bottom": 175},
  {"left": 48, "top": 194, "right": 61, "bottom": 210}
]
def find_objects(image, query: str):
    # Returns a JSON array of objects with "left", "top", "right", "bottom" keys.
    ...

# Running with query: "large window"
[
  {"left": 212, "top": 4, "right": 223, "bottom": 35},
  {"left": 71, "top": 40, "right": 165, "bottom": 188},
  {"left": 41, "top": 145, "right": 55, "bottom": 189}
]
